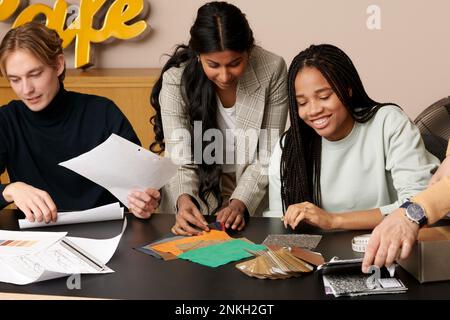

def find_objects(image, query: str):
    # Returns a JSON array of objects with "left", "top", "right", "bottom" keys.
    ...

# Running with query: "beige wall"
[{"left": 1, "top": 0, "right": 449, "bottom": 119}]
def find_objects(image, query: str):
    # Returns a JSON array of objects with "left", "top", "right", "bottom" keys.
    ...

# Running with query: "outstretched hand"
[{"left": 362, "top": 208, "right": 418, "bottom": 273}]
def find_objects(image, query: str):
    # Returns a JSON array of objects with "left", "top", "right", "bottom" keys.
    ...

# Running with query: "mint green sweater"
[{"left": 267, "top": 105, "right": 440, "bottom": 217}]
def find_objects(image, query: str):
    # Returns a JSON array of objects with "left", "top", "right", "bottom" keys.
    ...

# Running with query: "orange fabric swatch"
[{"left": 151, "top": 230, "right": 232, "bottom": 256}]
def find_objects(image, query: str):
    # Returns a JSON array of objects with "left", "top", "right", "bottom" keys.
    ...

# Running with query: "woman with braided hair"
[{"left": 268, "top": 44, "right": 439, "bottom": 230}]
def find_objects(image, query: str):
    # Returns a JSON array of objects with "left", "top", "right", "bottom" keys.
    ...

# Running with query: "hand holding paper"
[
  {"left": 128, "top": 188, "right": 161, "bottom": 219},
  {"left": 18, "top": 202, "right": 124, "bottom": 229},
  {"left": 59, "top": 134, "right": 179, "bottom": 208}
]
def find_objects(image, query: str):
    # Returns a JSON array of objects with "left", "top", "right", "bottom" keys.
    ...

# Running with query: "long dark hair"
[
  {"left": 280, "top": 44, "right": 397, "bottom": 211},
  {"left": 150, "top": 1, "right": 254, "bottom": 214}
]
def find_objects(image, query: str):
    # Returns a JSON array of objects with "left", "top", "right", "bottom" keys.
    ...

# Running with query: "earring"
[{"left": 197, "top": 55, "right": 200, "bottom": 63}]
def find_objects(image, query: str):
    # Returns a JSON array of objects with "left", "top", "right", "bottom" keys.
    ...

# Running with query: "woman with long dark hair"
[
  {"left": 151, "top": 2, "right": 288, "bottom": 235},
  {"left": 268, "top": 44, "right": 439, "bottom": 230}
]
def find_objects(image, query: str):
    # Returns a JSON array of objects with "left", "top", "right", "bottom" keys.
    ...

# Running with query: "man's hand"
[
  {"left": 128, "top": 188, "right": 161, "bottom": 219},
  {"left": 2, "top": 182, "right": 57, "bottom": 223},
  {"left": 362, "top": 208, "right": 419, "bottom": 273}
]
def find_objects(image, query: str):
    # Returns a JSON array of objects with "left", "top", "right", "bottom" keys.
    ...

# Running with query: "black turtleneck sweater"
[{"left": 0, "top": 85, "right": 141, "bottom": 210}]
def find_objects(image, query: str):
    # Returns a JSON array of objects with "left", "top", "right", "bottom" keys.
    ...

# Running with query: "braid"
[
  {"left": 280, "top": 44, "right": 399, "bottom": 213},
  {"left": 280, "top": 54, "right": 321, "bottom": 212}
]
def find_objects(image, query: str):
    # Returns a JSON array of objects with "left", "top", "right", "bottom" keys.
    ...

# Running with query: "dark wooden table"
[{"left": 1, "top": 209, "right": 449, "bottom": 300}]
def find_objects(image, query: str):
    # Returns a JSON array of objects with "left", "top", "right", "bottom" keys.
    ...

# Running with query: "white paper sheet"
[
  {"left": 0, "top": 219, "right": 127, "bottom": 285},
  {"left": 0, "top": 230, "right": 66, "bottom": 256},
  {"left": 18, "top": 202, "right": 124, "bottom": 229},
  {"left": 59, "top": 134, "right": 179, "bottom": 206},
  {"left": 66, "top": 217, "right": 128, "bottom": 264}
]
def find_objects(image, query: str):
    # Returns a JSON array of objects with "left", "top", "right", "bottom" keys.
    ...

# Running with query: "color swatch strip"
[{"left": 0, "top": 240, "right": 37, "bottom": 247}]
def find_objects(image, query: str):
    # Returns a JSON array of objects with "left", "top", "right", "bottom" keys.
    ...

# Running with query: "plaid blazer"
[{"left": 159, "top": 46, "right": 288, "bottom": 216}]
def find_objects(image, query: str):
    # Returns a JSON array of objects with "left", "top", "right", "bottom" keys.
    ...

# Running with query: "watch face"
[{"left": 407, "top": 203, "right": 425, "bottom": 221}]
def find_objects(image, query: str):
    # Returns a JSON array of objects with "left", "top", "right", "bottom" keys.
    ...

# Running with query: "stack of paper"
[
  {"left": 0, "top": 220, "right": 126, "bottom": 285},
  {"left": 18, "top": 203, "right": 124, "bottom": 229}
]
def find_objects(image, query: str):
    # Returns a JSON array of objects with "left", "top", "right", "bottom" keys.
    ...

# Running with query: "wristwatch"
[{"left": 400, "top": 201, "right": 428, "bottom": 228}]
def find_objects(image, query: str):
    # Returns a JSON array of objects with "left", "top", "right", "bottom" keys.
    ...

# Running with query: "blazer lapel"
[{"left": 235, "top": 62, "right": 265, "bottom": 175}]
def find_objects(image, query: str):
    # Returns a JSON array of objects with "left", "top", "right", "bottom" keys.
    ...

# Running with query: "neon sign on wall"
[{"left": 0, "top": 0, "right": 149, "bottom": 68}]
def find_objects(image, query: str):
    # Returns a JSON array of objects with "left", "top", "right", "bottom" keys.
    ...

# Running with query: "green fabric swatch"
[{"left": 178, "top": 239, "right": 266, "bottom": 268}]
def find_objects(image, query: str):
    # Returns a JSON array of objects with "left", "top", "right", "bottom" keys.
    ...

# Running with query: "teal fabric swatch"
[{"left": 178, "top": 239, "right": 266, "bottom": 268}]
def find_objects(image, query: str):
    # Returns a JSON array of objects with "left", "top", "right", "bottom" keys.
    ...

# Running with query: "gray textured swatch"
[{"left": 262, "top": 234, "right": 322, "bottom": 250}]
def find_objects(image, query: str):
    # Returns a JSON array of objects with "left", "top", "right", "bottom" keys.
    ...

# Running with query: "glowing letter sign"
[{"left": 0, "top": 0, "right": 148, "bottom": 68}]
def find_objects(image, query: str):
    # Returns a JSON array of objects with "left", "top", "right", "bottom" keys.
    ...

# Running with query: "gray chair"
[{"left": 414, "top": 97, "right": 450, "bottom": 161}]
